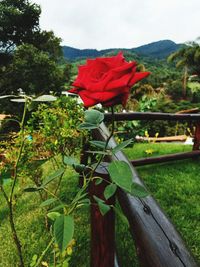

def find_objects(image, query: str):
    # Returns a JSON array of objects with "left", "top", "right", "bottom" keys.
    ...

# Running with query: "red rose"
[{"left": 69, "top": 52, "right": 150, "bottom": 107}]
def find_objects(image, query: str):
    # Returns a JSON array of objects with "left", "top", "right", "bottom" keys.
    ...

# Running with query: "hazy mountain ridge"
[{"left": 62, "top": 40, "right": 182, "bottom": 61}]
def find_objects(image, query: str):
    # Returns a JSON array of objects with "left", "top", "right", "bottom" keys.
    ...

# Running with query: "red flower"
[{"left": 69, "top": 52, "right": 150, "bottom": 107}]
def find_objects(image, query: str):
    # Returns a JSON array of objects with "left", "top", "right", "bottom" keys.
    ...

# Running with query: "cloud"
[{"left": 34, "top": 0, "right": 200, "bottom": 49}]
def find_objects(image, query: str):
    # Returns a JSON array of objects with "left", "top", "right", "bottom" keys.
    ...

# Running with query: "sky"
[{"left": 33, "top": 0, "right": 200, "bottom": 50}]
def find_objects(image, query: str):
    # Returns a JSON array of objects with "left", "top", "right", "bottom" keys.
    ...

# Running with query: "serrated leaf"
[
  {"left": 40, "top": 198, "right": 57, "bottom": 207},
  {"left": 47, "top": 212, "right": 61, "bottom": 221},
  {"left": 78, "top": 122, "right": 98, "bottom": 130},
  {"left": 85, "top": 109, "right": 104, "bottom": 124},
  {"left": 112, "top": 139, "right": 133, "bottom": 154},
  {"left": 107, "top": 161, "right": 132, "bottom": 192},
  {"left": 89, "top": 140, "right": 107, "bottom": 149},
  {"left": 104, "top": 184, "right": 117, "bottom": 200},
  {"left": 54, "top": 215, "right": 74, "bottom": 252},
  {"left": 63, "top": 156, "right": 78, "bottom": 166},
  {"left": 42, "top": 168, "right": 65, "bottom": 187},
  {"left": 131, "top": 183, "right": 149, "bottom": 198}
]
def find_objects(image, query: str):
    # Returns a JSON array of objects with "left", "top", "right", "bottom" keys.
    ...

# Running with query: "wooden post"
[
  {"left": 92, "top": 123, "right": 198, "bottom": 267},
  {"left": 90, "top": 163, "right": 115, "bottom": 267},
  {"left": 193, "top": 123, "right": 200, "bottom": 150}
]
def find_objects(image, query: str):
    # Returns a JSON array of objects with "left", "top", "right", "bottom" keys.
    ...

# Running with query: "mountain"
[
  {"left": 62, "top": 40, "right": 182, "bottom": 61},
  {"left": 133, "top": 40, "right": 182, "bottom": 58}
]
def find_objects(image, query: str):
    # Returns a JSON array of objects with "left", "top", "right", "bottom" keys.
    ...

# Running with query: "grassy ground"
[{"left": 0, "top": 143, "right": 199, "bottom": 266}]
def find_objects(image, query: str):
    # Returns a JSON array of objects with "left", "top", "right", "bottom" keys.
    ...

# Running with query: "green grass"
[
  {"left": 124, "top": 143, "right": 200, "bottom": 264},
  {"left": 0, "top": 143, "right": 199, "bottom": 266}
]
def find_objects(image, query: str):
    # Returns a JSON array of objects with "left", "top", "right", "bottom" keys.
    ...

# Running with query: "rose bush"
[{"left": 70, "top": 52, "right": 150, "bottom": 107}]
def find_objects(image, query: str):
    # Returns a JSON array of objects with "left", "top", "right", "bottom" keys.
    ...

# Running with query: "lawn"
[{"left": 0, "top": 143, "right": 199, "bottom": 266}]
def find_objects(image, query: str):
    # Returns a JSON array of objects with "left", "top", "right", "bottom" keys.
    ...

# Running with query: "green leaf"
[
  {"left": 73, "top": 164, "right": 86, "bottom": 173},
  {"left": 49, "top": 204, "right": 64, "bottom": 212},
  {"left": 113, "top": 206, "right": 129, "bottom": 227},
  {"left": 24, "top": 187, "right": 41, "bottom": 192},
  {"left": 93, "top": 195, "right": 105, "bottom": 203},
  {"left": 131, "top": 183, "right": 149, "bottom": 198},
  {"left": 42, "top": 168, "right": 65, "bottom": 187},
  {"left": 40, "top": 198, "right": 57, "bottom": 207},
  {"left": 104, "top": 184, "right": 117, "bottom": 200},
  {"left": 85, "top": 109, "right": 104, "bottom": 124},
  {"left": 72, "top": 188, "right": 88, "bottom": 204},
  {"left": 112, "top": 139, "right": 133, "bottom": 154},
  {"left": 86, "top": 150, "right": 109, "bottom": 155},
  {"left": 78, "top": 122, "right": 98, "bottom": 130},
  {"left": 33, "top": 95, "right": 57, "bottom": 102},
  {"left": 98, "top": 202, "right": 111, "bottom": 216},
  {"left": 47, "top": 212, "right": 61, "bottom": 221},
  {"left": 63, "top": 156, "right": 78, "bottom": 166},
  {"left": 0, "top": 170, "right": 12, "bottom": 180},
  {"left": 107, "top": 161, "right": 132, "bottom": 192},
  {"left": 54, "top": 215, "right": 74, "bottom": 252},
  {"left": 89, "top": 140, "right": 107, "bottom": 149},
  {"left": 95, "top": 177, "right": 103, "bottom": 185},
  {"left": 93, "top": 195, "right": 110, "bottom": 215},
  {"left": 0, "top": 95, "right": 18, "bottom": 99}
]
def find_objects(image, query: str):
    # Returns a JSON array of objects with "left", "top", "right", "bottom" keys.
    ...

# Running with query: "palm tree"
[{"left": 168, "top": 39, "right": 200, "bottom": 98}]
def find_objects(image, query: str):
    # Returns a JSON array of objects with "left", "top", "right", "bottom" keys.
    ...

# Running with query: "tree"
[
  {"left": 0, "top": 0, "right": 67, "bottom": 100},
  {"left": 168, "top": 39, "right": 200, "bottom": 98},
  {"left": 0, "top": 0, "right": 40, "bottom": 64},
  {"left": 1, "top": 44, "right": 64, "bottom": 96}
]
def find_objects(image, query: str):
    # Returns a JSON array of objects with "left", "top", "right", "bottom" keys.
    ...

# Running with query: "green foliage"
[
  {"left": 107, "top": 161, "right": 133, "bottom": 192},
  {"left": 79, "top": 109, "right": 104, "bottom": 130},
  {"left": 27, "top": 96, "right": 84, "bottom": 155},
  {"left": 165, "top": 80, "right": 184, "bottom": 100},
  {"left": 54, "top": 215, "right": 74, "bottom": 252},
  {"left": 0, "top": 144, "right": 199, "bottom": 266},
  {"left": 168, "top": 41, "right": 200, "bottom": 76},
  {"left": 0, "top": 0, "right": 66, "bottom": 99},
  {"left": 104, "top": 183, "right": 117, "bottom": 200},
  {"left": 0, "top": 0, "right": 41, "bottom": 64}
]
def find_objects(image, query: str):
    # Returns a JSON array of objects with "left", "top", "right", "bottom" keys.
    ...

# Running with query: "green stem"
[
  {"left": 90, "top": 106, "right": 115, "bottom": 176},
  {"left": 7, "top": 99, "right": 28, "bottom": 267},
  {"left": 34, "top": 238, "right": 54, "bottom": 267}
]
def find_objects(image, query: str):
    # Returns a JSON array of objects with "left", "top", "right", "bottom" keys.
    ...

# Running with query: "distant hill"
[
  {"left": 133, "top": 40, "right": 182, "bottom": 58},
  {"left": 62, "top": 40, "right": 182, "bottom": 61}
]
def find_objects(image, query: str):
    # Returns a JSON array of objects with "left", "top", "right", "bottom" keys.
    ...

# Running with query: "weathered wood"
[
  {"left": 90, "top": 164, "right": 115, "bottom": 267},
  {"left": 193, "top": 123, "right": 200, "bottom": 150},
  {"left": 131, "top": 151, "right": 200, "bottom": 166},
  {"left": 92, "top": 123, "right": 199, "bottom": 267},
  {"left": 136, "top": 135, "right": 187, "bottom": 142},
  {"left": 104, "top": 112, "right": 200, "bottom": 122},
  {"left": 176, "top": 108, "right": 200, "bottom": 114}
]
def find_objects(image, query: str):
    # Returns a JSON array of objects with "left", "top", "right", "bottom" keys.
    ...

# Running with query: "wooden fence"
[{"left": 82, "top": 112, "right": 200, "bottom": 267}]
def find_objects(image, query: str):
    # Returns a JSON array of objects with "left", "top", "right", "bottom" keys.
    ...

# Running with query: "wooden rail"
[
  {"left": 90, "top": 123, "right": 199, "bottom": 267},
  {"left": 131, "top": 150, "right": 200, "bottom": 166},
  {"left": 104, "top": 112, "right": 200, "bottom": 122}
]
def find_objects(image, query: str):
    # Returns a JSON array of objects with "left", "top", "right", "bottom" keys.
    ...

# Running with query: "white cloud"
[{"left": 33, "top": 0, "right": 200, "bottom": 49}]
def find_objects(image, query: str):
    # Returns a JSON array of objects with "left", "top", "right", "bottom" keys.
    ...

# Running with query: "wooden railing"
[{"left": 83, "top": 112, "right": 200, "bottom": 267}]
